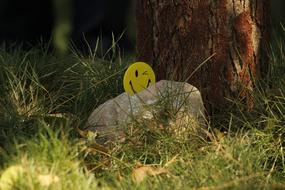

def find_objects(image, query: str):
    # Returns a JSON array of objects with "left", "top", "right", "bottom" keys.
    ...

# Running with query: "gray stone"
[{"left": 86, "top": 80, "right": 206, "bottom": 144}]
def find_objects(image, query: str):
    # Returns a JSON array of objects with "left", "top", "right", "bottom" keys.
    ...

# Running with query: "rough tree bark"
[{"left": 136, "top": 0, "right": 270, "bottom": 114}]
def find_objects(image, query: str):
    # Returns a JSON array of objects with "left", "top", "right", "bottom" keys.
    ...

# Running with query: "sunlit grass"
[{"left": 0, "top": 32, "right": 285, "bottom": 189}]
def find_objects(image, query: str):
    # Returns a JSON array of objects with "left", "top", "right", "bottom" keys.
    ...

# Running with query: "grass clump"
[
  {"left": 0, "top": 121, "right": 101, "bottom": 190},
  {"left": 0, "top": 34, "right": 285, "bottom": 189}
]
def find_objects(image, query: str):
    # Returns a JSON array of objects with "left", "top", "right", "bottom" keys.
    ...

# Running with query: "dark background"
[
  {"left": 0, "top": 0, "right": 284, "bottom": 53},
  {"left": 0, "top": 0, "right": 133, "bottom": 54}
]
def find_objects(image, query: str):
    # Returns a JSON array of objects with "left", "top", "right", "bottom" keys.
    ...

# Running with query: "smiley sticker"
[{"left": 123, "top": 62, "right": 156, "bottom": 96}]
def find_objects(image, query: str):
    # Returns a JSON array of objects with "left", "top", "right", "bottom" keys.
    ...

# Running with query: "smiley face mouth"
[{"left": 129, "top": 79, "right": 151, "bottom": 94}]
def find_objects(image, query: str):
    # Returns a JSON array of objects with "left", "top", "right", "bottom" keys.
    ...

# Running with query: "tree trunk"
[{"left": 136, "top": 0, "right": 270, "bottom": 114}]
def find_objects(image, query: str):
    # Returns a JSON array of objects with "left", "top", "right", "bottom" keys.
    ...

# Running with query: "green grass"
[{"left": 0, "top": 37, "right": 285, "bottom": 189}]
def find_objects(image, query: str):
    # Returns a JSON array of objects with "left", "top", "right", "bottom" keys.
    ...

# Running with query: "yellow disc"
[{"left": 123, "top": 62, "right": 156, "bottom": 96}]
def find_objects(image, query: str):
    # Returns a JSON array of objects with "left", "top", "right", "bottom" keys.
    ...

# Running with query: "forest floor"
[{"left": 0, "top": 40, "right": 285, "bottom": 190}]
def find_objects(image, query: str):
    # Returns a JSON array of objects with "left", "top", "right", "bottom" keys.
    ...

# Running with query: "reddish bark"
[{"left": 136, "top": 0, "right": 270, "bottom": 114}]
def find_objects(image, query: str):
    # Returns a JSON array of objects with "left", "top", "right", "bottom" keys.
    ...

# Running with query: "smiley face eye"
[
  {"left": 135, "top": 70, "right": 138, "bottom": 77},
  {"left": 143, "top": 71, "right": 148, "bottom": 75}
]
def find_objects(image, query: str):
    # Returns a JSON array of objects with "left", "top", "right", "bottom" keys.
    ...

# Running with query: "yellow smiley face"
[{"left": 123, "top": 62, "right": 156, "bottom": 96}]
